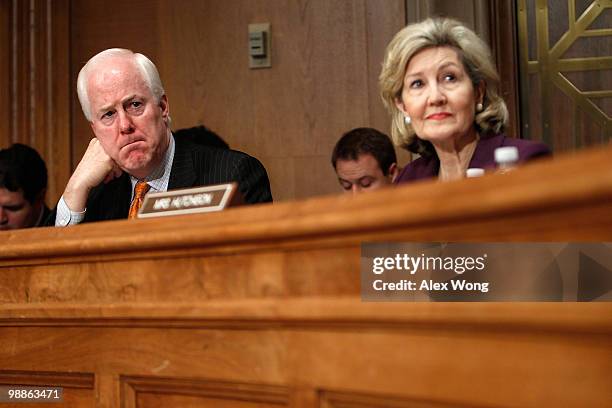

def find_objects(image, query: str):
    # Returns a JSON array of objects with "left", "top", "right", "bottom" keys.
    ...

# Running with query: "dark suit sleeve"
[
  {"left": 230, "top": 154, "right": 273, "bottom": 204},
  {"left": 43, "top": 206, "right": 57, "bottom": 226}
]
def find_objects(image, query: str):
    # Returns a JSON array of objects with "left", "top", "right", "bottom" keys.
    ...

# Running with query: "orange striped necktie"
[{"left": 128, "top": 181, "right": 150, "bottom": 219}]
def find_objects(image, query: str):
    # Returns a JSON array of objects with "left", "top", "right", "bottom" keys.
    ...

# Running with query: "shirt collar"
[{"left": 130, "top": 131, "right": 175, "bottom": 195}]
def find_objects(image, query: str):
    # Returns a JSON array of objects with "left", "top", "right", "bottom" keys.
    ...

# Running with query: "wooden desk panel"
[{"left": 1, "top": 146, "right": 611, "bottom": 407}]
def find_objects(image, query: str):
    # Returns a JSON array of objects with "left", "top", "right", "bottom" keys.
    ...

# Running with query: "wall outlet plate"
[{"left": 248, "top": 23, "right": 271, "bottom": 69}]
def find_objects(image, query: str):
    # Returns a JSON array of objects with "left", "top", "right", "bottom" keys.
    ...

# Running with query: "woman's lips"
[{"left": 426, "top": 112, "right": 452, "bottom": 120}]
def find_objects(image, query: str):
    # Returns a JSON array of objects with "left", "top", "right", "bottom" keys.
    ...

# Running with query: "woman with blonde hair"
[{"left": 380, "top": 18, "right": 550, "bottom": 182}]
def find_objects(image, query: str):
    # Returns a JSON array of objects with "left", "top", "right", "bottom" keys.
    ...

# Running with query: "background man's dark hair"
[
  {"left": 331, "top": 128, "right": 397, "bottom": 176},
  {"left": 0, "top": 143, "right": 48, "bottom": 202},
  {"left": 173, "top": 125, "right": 230, "bottom": 150}
]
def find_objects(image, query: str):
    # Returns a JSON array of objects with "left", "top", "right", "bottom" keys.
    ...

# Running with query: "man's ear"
[
  {"left": 388, "top": 163, "right": 400, "bottom": 183},
  {"left": 159, "top": 95, "right": 170, "bottom": 121}
]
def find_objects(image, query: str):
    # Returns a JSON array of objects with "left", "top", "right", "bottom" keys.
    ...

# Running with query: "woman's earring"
[
  {"left": 476, "top": 103, "right": 484, "bottom": 112},
  {"left": 404, "top": 116, "right": 411, "bottom": 125}
]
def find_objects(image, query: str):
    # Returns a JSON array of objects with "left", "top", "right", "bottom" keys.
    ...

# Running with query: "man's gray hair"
[{"left": 76, "top": 48, "right": 166, "bottom": 122}]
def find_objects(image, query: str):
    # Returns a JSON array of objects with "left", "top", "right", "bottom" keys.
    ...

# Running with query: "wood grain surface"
[{"left": 1, "top": 146, "right": 612, "bottom": 407}]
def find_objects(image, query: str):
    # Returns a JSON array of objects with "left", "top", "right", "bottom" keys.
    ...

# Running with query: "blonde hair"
[{"left": 379, "top": 18, "right": 508, "bottom": 155}]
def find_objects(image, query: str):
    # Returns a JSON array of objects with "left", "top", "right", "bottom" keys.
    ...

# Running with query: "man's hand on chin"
[{"left": 63, "top": 138, "right": 121, "bottom": 212}]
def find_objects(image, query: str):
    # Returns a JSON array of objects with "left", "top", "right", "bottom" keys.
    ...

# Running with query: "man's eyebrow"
[
  {"left": 3, "top": 203, "right": 24, "bottom": 210},
  {"left": 96, "top": 94, "right": 140, "bottom": 115},
  {"left": 121, "top": 94, "right": 138, "bottom": 104},
  {"left": 97, "top": 103, "right": 114, "bottom": 115}
]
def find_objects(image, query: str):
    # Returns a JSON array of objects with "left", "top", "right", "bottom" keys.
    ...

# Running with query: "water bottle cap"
[
  {"left": 495, "top": 146, "right": 519, "bottom": 164},
  {"left": 466, "top": 168, "right": 485, "bottom": 178}
]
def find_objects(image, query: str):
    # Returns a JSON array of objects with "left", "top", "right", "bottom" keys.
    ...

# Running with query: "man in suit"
[
  {"left": 55, "top": 48, "right": 271, "bottom": 226},
  {"left": 0, "top": 143, "right": 50, "bottom": 230},
  {"left": 331, "top": 128, "right": 400, "bottom": 195}
]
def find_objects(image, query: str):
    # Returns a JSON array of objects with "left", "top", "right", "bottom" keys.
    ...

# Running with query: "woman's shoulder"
[
  {"left": 395, "top": 154, "right": 439, "bottom": 183},
  {"left": 480, "top": 133, "right": 551, "bottom": 161}
]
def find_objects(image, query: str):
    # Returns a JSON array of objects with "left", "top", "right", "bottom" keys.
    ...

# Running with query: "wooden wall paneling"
[
  {"left": 406, "top": 0, "right": 429, "bottom": 23},
  {"left": 319, "top": 389, "right": 472, "bottom": 407},
  {"left": 427, "top": 0, "right": 489, "bottom": 34},
  {"left": 32, "top": 0, "right": 47, "bottom": 154},
  {"left": 550, "top": 83, "right": 577, "bottom": 151},
  {"left": 11, "top": 0, "right": 29, "bottom": 148},
  {"left": 95, "top": 374, "right": 121, "bottom": 408},
  {"left": 0, "top": 1, "right": 9, "bottom": 147},
  {"left": 122, "top": 376, "right": 289, "bottom": 408},
  {"left": 0, "top": 0, "right": 71, "bottom": 206},
  {"left": 46, "top": 0, "right": 72, "bottom": 207},
  {"left": 577, "top": 105, "right": 606, "bottom": 146},
  {"left": 517, "top": 0, "right": 612, "bottom": 152},
  {"left": 526, "top": 73, "right": 543, "bottom": 141},
  {"left": 565, "top": 68, "right": 611, "bottom": 147},
  {"left": 408, "top": 0, "right": 491, "bottom": 40},
  {"left": 488, "top": 0, "right": 521, "bottom": 139},
  {"left": 3, "top": 0, "right": 30, "bottom": 149},
  {"left": 365, "top": 0, "right": 412, "bottom": 169}
]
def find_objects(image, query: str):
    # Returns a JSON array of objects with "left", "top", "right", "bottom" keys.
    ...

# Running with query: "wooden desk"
[{"left": 1, "top": 146, "right": 611, "bottom": 407}]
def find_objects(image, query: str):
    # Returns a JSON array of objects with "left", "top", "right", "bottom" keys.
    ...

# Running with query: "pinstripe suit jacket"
[{"left": 77, "top": 136, "right": 272, "bottom": 223}]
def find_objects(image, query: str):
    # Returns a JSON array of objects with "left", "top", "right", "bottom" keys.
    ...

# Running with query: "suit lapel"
[
  {"left": 168, "top": 135, "right": 197, "bottom": 190},
  {"left": 117, "top": 174, "right": 133, "bottom": 218}
]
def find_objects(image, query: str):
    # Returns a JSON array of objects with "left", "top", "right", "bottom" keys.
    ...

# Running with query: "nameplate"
[{"left": 137, "top": 183, "right": 241, "bottom": 218}]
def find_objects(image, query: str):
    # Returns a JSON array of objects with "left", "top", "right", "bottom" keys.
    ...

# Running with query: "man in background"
[
  {"left": 55, "top": 48, "right": 271, "bottom": 226},
  {"left": 0, "top": 143, "right": 50, "bottom": 230},
  {"left": 331, "top": 127, "right": 400, "bottom": 194},
  {"left": 173, "top": 125, "right": 229, "bottom": 150}
]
